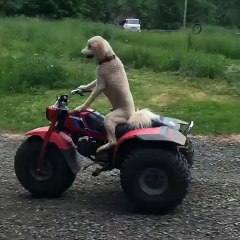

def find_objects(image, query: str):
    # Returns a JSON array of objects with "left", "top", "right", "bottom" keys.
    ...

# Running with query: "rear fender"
[
  {"left": 135, "top": 126, "right": 186, "bottom": 145},
  {"left": 112, "top": 126, "right": 186, "bottom": 167},
  {"left": 118, "top": 126, "right": 186, "bottom": 146},
  {"left": 26, "top": 126, "right": 75, "bottom": 150}
]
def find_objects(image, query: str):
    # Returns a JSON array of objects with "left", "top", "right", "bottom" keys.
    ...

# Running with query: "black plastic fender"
[
  {"left": 136, "top": 126, "right": 187, "bottom": 145},
  {"left": 60, "top": 146, "right": 82, "bottom": 174}
]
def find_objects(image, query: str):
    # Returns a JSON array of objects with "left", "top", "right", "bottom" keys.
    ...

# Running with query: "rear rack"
[{"left": 183, "top": 121, "right": 194, "bottom": 135}]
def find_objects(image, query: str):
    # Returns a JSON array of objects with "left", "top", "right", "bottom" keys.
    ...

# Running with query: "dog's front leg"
[
  {"left": 75, "top": 83, "right": 105, "bottom": 112},
  {"left": 77, "top": 79, "right": 97, "bottom": 92},
  {"left": 80, "top": 79, "right": 97, "bottom": 91}
]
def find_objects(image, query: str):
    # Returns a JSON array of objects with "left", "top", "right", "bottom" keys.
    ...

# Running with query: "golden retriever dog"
[{"left": 75, "top": 36, "right": 157, "bottom": 153}]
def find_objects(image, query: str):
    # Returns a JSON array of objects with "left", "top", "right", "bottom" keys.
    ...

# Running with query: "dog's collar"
[{"left": 98, "top": 55, "right": 116, "bottom": 65}]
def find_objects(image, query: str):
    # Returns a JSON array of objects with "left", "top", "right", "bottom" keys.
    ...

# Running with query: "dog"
[{"left": 75, "top": 36, "right": 157, "bottom": 152}]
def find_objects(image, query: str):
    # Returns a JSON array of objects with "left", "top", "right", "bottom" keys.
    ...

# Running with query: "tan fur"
[
  {"left": 75, "top": 36, "right": 156, "bottom": 152},
  {"left": 128, "top": 109, "right": 159, "bottom": 129}
]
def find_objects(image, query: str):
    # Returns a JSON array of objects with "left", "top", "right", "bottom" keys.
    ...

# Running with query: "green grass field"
[{"left": 0, "top": 17, "right": 240, "bottom": 134}]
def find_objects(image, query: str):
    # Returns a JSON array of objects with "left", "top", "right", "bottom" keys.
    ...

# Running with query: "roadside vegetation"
[{"left": 0, "top": 18, "right": 240, "bottom": 134}]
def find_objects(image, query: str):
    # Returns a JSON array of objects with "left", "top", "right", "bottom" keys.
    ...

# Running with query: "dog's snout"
[
  {"left": 81, "top": 47, "right": 94, "bottom": 58},
  {"left": 81, "top": 48, "right": 86, "bottom": 54}
]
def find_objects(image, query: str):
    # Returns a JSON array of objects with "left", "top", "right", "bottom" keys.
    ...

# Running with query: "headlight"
[{"left": 46, "top": 107, "right": 60, "bottom": 122}]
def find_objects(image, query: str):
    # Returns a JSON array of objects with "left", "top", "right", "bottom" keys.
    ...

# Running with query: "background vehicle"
[
  {"left": 119, "top": 18, "right": 141, "bottom": 32},
  {"left": 14, "top": 90, "right": 194, "bottom": 212}
]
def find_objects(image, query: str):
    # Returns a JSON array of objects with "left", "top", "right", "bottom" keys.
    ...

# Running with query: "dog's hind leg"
[{"left": 96, "top": 109, "right": 129, "bottom": 153}]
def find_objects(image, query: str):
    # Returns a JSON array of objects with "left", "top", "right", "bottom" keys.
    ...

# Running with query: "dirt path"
[{"left": 0, "top": 135, "right": 239, "bottom": 240}]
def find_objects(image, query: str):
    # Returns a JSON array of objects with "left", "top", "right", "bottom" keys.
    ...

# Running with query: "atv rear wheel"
[
  {"left": 120, "top": 148, "right": 190, "bottom": 213},
  {"left": 14, "top": 139, "right": 76, "bottom": 197}
]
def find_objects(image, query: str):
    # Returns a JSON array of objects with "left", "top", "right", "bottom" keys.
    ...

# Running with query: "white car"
[{"left": 123, "top": 19, "right": 141, "bottom": 32}]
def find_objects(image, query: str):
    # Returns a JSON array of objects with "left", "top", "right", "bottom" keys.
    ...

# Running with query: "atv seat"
[
  {"left": 115, "top": 119, "right": 162, "bottom": 139},
  {"left": 84, "top": 111, "right": 163, "bottom": 139}
]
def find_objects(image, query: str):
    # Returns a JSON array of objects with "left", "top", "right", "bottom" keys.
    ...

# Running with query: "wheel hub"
[
  {"left": 139, "top": 168, "right": 168, "bottom": 195},
  {"left": 30, "top": 158, "right": 53, "bottom": 181}
]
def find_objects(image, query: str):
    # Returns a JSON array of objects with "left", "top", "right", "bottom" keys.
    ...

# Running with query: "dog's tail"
[{"left": 127, "top": 109, "right": 159, "bottom": 129}]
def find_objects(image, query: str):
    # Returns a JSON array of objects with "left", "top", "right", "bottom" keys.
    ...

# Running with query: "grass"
[
  {"left": 0, "top": 17, "right": 240, "bottom": 134},
  {"left": 0, "top": 17, "right": 239, "bottom": 93},
  {"left": 0, "top": 70, "right": 240, "bottom": 134}
]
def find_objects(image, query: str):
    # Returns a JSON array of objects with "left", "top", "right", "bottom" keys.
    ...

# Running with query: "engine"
[{"left": 77, "top": 137, "right": 103, "bottom": 159}]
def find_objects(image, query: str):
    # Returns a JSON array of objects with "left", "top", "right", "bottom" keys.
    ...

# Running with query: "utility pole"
[{"left": 183, "top": 0, "right": 188, "bottom": 28}]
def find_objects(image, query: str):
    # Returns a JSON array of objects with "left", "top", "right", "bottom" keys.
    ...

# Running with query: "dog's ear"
[{"left": 93, "top": 40, "right": 106, "bottom": 60}]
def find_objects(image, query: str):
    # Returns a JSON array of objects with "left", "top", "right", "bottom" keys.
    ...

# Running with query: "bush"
[
  {"left": 0, "top": 54, "right": 67, "bottom": 92},
  {"left": 117, "top": 43, "right": 225, "bottom": 78},
  {"left": 0, "top": 17, "right": 237, "bottom": 93},
  {"left": 180, "top": 52, "right": 226, "bottom": 78},
  {"left": 191, "top": 27, "right": 240, "bottom": 59}
]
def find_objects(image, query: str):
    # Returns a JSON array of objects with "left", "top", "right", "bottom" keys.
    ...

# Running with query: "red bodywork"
[
  {"left": 27, "top": 107, "right": 107, "bottom": 149},
  {"left": 112, "top": 127, "right": 161, "bottom": 165},
  {"left": 32, "top": 106, "right": 164, "bottom": 151},
  {"left": 26, "top": 106, "right": 108, "bottom": 172},
  {"left": 65, "top": 109, "right": 106, "bottom": 141},
  {"left": 27, "top": 105, "right": 178, "bottom": 171},
  {"left": 26, "top": 126, "right": 75, "bottom": 150}
]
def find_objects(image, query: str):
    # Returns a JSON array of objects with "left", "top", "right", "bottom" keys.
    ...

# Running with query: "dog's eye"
[{"left": 88, "top": 44, "right": 91, "bottom": 49}]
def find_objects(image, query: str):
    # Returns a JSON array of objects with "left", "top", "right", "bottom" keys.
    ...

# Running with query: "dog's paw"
[
  {"left": 96, "top": 142, "right": 115, "bottom": 153},
  {"left": 78, "top": 85, "right": 87, "bottom": 91}
]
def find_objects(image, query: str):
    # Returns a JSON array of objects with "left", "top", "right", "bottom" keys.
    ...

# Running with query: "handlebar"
[{"left": 53, "top": 89, "right": 92, "bottom": 109}]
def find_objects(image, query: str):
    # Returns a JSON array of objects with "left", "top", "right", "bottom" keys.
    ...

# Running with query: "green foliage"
[
  {"left": 180, "top": 51, "right": 226, "bottom": 79},
  {"left": 0, "top": 54, "right": 67, "bottom": 92},
  {"left": 0, "top": 18, "right": 240, "bottom": 134},
  {"left": 0, "top": 18, "right": 238, "bottom": 93},
  {"left": 1, "top": 70, "right": 240, "bottom": 134},
  {"left": 190, "top": 26, "right": 240, "bottom": 59}
]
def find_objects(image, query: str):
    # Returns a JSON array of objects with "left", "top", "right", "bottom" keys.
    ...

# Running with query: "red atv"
[{"left": 14, "top": 89, "right": 194, "bottom": 212}]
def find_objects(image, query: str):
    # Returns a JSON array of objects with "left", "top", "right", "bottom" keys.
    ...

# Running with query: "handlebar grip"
[{"left": 71, "top": 89, "right": 79, "bottom": 95}]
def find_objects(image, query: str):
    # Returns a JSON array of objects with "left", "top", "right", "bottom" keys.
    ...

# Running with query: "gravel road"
[{"left": 0, "top": 135, "right": 239, "bottom": 240}]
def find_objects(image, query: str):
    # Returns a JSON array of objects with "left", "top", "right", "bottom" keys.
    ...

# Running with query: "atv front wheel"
[
  {"left": 14, "top": 139, "right": 76, "bottom": 197},
  {"left": 120, "top": 148, "right": 190, "bottom": 213}
]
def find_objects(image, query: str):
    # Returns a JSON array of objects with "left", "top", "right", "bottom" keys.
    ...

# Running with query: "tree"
[{"left": 1, "top": 0, "right": 240, "bottom": 28}]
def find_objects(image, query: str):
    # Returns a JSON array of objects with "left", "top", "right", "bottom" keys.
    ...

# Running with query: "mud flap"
[{"left": 61, "top": 147, "right": 82, "bottom": 174}]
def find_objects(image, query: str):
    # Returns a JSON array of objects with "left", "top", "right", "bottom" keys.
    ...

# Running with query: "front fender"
[
  {"left": 60, "top": 147, "right": 82, "bottom": 174},
  {"left": 26, "top": 126, "right": 81, "bottom": 174},
  {"left": 26, "top": 126, "right": 75, "bottom": 150}
]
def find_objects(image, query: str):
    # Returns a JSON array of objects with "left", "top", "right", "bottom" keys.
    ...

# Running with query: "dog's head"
[{"left": 81, "top": 36, "right": 114, "bottom": 61}]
